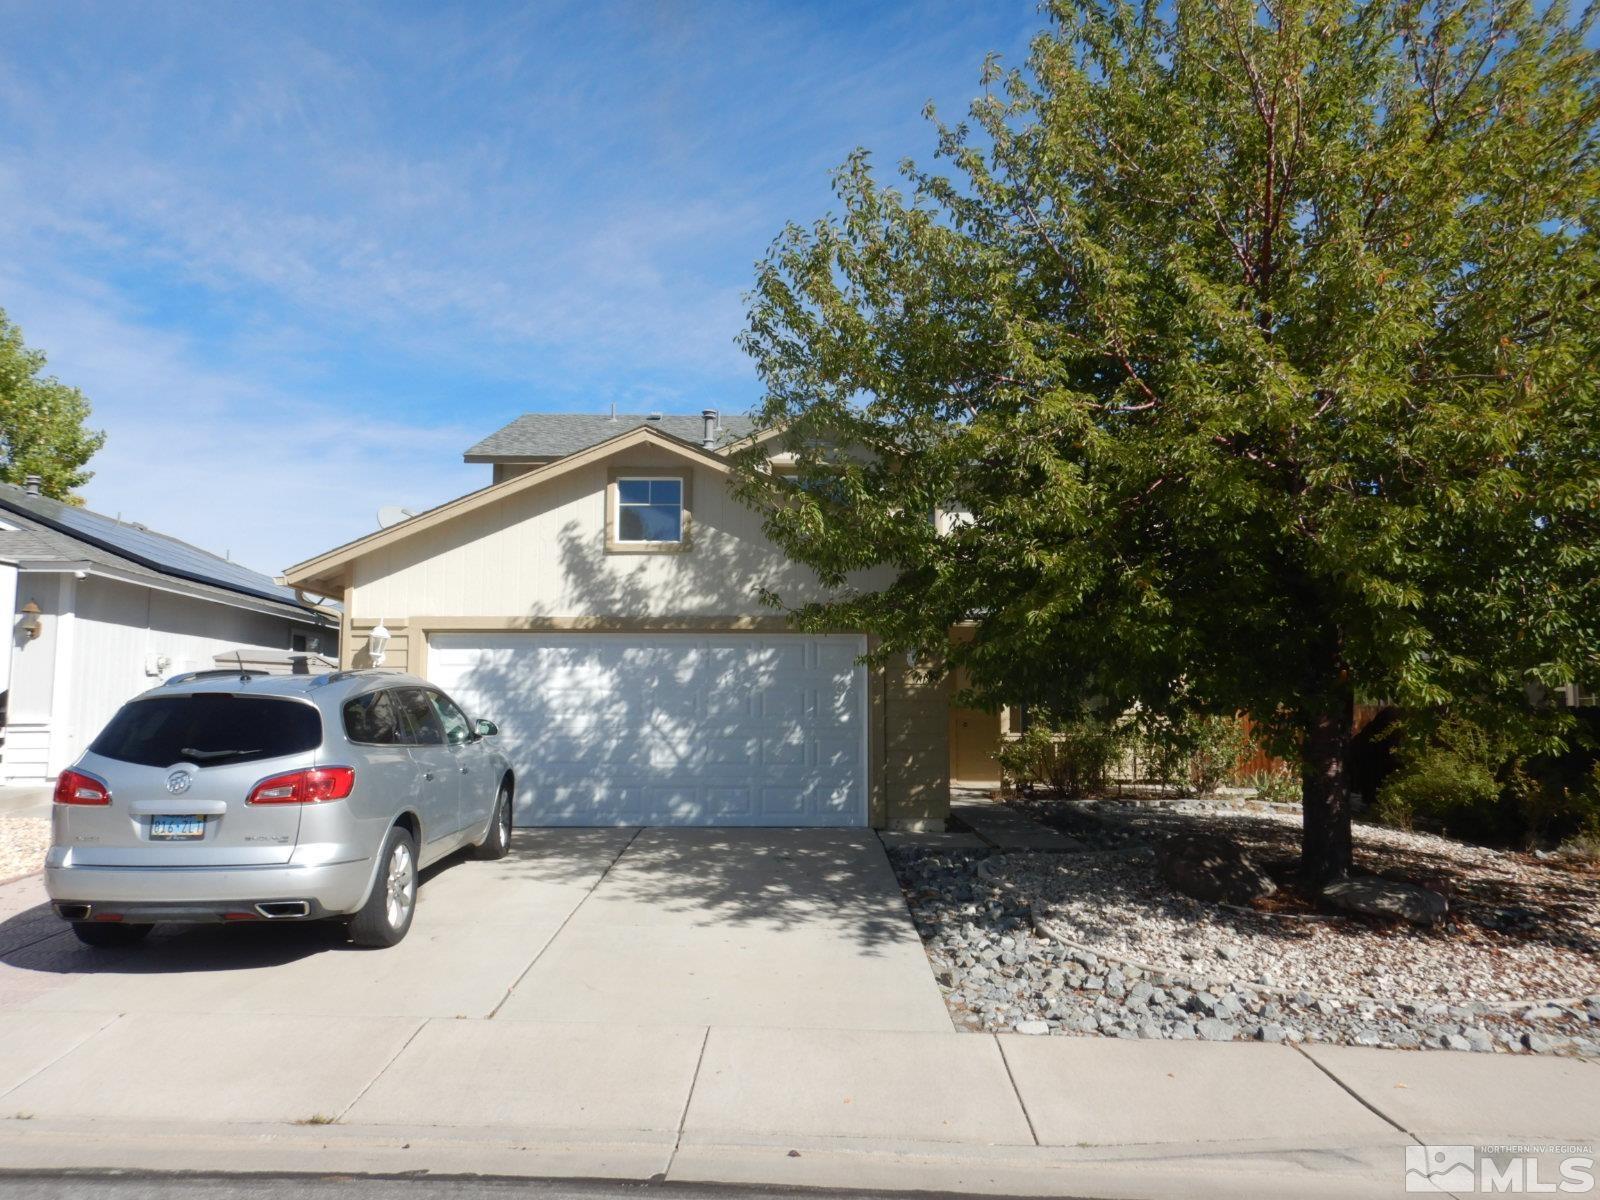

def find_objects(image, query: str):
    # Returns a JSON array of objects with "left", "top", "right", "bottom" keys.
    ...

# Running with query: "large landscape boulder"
[
  {"left": 1321, "top": 876, "right": 1448, "bottom": 926},
  {"left": 1156, "top": 836, "right": 1278, "bottom": 904}
]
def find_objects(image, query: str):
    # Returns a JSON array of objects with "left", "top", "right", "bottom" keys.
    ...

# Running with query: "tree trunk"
[{"left": 1300, "top": 684, "right": 1355, "bottom": 884}]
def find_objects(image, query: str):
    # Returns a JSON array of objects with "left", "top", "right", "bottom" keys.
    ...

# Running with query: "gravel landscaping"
[
  {"left": 891, "top": 796, "right": 1600, "bottom": 1055},
  {"left": 0, "top": 816, "right": 49, "bottom": 883}
]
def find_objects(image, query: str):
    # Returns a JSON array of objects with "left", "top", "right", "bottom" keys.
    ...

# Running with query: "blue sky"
[{"left": 0, "top": 1, "right": 1040, "bottom": 577}]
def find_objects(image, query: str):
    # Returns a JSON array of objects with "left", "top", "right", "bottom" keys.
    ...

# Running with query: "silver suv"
[{"left": 46, "top": 669, "right": 514, "bottom": 949}]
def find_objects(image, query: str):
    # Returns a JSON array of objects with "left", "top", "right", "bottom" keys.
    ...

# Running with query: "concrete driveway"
[{"left": 0, "top": 828, "right": 951, "bottom": 1032}]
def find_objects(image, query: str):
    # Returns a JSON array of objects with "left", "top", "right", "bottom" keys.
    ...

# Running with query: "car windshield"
[{"left": 89, "top": 694, "right": 322, "bottom": 769}]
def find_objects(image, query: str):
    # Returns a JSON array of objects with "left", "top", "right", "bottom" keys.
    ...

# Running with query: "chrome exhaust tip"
[
  {"left": 255, "top": 901, "right": 311, "bottom": 919},
  {"left": 55, "top": 903, "right": 91, "bottom": 921}
]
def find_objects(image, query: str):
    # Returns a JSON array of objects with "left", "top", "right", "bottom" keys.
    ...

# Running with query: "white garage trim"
[{"left": 427, "top": 631, "right": 870, "bottom": 828}]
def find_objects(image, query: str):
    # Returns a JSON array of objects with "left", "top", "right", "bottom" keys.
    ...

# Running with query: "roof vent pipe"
[
  {"left": 701, "top": 408, "right": 718, "bottom": 448},
  {"left": 23, "top": 474, "right": 41, "bottom": 496},
  {"left": 608, "top": 401, "right": 616, "bottom": 422}
]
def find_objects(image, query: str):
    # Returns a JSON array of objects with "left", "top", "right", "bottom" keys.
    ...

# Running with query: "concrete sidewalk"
[{"left": 0, "top": 1008, "right": 1594, "bottom": 1198}]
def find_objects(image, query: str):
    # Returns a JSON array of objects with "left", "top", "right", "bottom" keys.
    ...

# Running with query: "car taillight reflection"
[
  {"left": 246, "top": 766, "right": 356, "bottom": 805},
  {"left": 54, "top": 770, "right": 111, "bottom": 805}
]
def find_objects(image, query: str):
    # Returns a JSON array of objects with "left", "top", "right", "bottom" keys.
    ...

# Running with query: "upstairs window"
[{"left": 616, "top": 477, "right": 683, "bottom": 543}]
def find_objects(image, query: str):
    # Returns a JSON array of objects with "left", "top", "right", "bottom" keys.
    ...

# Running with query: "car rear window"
[{"left": 89, "top": 694, "right": 323, "bottom": 769}]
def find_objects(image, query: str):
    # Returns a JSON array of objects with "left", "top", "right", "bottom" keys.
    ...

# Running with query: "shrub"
[
  {"left": 1510, "top": 761, "right": 1600, "bottom": 848},
  {"left": 1376, "top": 747, "right": 1501, "bottom": 835},
  {"left": 1376, "top": 718, "right": 1600, "bottom": 847},
  {"left": 1241, "top": 766, "right": 1299, "bottom": 805},
  {"left": 996, "top": 716, "right": 1126, "bottom": 798},
  {"left": 1126, "top": 712, "right": 1251, "bottom": 796},
  {"left": 1555, "top": 825, "right": 1600, "bottom": 867},
  {"left": 1185, "top": 715, "right": 1253, "bottom": 796}
]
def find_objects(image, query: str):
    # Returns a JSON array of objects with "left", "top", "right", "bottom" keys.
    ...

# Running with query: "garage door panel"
[
  {"left": 703, "top": 689, "right": 755, "bottom": 718},
  {"left": 759, "top": 786, "right": 807, "bottom": 817},
  {"left": 760, "top": 733, "right": 806, "bottom": 767},
  {"left": 814, "top": 640, "right": 862, "bottom": 672},
  {"left": 817, "top": 738, "right": 860, "bottom": 769},
  {"left": 758, "top": 689, "right": 804, "bottom": 720},
  {"left": 702, "top": 736, "right": 757, "bottom": 766},
  {"left": 706, "top": 788, "right": 754, "bottom": 818},
  {"left": 429, "top": 633, "right": 867, "bottom": 827}
]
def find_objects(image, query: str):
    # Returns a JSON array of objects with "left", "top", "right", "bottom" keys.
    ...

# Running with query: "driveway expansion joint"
[
  {"left": 993, "top": 1035, "right": 1042, "bottom": 1147},
  {"left": 487, "top": 825, "right": 643, "bottom": 1021},
  {"left": 0, "top": 1012, "right": 123, "bottom": 1105},
  {"left": 666, "top": 1025, "right": 712, "bottom": 1171},
  {"left": 334, "top": 1017, "right": 429, "bottom": 1123},
  {"left": 1291, "top": 1041, "right": 1423, "bottom": 1146}
]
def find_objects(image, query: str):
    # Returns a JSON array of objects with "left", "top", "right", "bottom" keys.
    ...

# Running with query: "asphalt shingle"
[{"left": 464, "top": 412, "right": 757, "bottom": 460}]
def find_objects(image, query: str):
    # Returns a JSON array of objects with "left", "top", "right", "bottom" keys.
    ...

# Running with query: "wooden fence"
[{"left": 1233, "top": 705, "right": 1389, "bottom": 780}]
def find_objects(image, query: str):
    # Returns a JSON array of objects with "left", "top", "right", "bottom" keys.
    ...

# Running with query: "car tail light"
[
  {"left": 247, "top": 766, "right": 355, "bottom": 805},
  {"left": 54, "top": 769, "right": 111, "bottom": 806}
]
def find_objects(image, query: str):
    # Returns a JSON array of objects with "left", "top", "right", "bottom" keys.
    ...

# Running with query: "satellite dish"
[{"left": 376, "top": 506, "right": 416, "bottom": 529}]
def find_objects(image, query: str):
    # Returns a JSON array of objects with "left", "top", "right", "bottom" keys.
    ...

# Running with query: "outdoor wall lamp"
[
  {"left": 367, "top": 619, "right": 391, "bottom": 667},
  {"left": 18, "top": 601, "right": 42, "bottom": 641}
]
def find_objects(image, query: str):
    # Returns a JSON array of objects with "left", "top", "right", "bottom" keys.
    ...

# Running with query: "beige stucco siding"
[
  {"left": 351, "top": 448, "right": 854, "bottom": 620},
  {"left": 885, "top": 659, "right": 952, "bottom": 829}
]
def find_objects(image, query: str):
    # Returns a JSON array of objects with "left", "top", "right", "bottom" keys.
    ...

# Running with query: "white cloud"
[
  {"left": 0, "top": 268, "right": 480, "bottom": 576},
  {"left": 0, "top": 0, "right": 1042, "bottom": 577}
]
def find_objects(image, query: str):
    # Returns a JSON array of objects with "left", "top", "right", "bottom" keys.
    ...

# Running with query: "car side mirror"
[{"left": 475, "top": 719, "right": 499, "bottom": 737}]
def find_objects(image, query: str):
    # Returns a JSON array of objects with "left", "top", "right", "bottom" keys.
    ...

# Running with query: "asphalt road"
[{"left": 0, "top": 1173, "right": 1037, "bottom": 1200}]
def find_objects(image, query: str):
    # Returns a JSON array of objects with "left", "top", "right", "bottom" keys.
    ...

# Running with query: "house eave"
[{"left": 16, "top": 560, "right": 334, "bottom": 625}]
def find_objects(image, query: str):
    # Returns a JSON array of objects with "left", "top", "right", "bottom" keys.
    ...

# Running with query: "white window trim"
[{"left": 613, "top": 475, "right": 686, "bottom": 545}]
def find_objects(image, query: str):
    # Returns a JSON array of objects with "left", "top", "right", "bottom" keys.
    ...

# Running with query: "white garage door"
[{"left": 427, "top": 632, "right": 869, "bottom": 827}]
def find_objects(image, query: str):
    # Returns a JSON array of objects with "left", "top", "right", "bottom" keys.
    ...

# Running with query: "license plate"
[{"left": 150, "top": 815, "right": 206, "bottom": 840}]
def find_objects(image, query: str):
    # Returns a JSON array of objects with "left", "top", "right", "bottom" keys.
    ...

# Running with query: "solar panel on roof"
[{"left": 2, "top": 488, "right": 306, "bottom": 609}]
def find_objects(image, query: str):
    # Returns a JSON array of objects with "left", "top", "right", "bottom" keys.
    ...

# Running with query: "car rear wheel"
[
  {"left": 348, "top": 826, "right": 417, "bottom": 948},
  {"left": 471, "top": 783, "right": 513, "bottom": 861},
  {"left": 71, "top": 922, "right": 153, "bottom": 948}
]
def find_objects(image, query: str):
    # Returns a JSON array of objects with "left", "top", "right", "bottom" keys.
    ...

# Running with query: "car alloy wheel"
[{"left": 384, "top": 840, "right": 415, "bottom": 930}]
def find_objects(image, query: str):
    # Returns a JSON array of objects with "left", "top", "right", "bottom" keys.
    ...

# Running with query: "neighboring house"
[
  {"left": 1, "top": 479, "right": 338, "bottom": 783},
  {"left": 283, "top": 410, "right": 950, "bottom": 830}
]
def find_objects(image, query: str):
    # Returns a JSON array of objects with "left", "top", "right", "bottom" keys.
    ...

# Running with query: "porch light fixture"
[
  {"left": 18, "top": 601, "right": 42, "bottom": 641},
  {"left": 367, "top": 619, "right": 391, "bottom": 667}
]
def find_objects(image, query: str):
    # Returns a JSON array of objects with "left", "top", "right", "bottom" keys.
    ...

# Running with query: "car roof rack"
[
  {"left": 163, "top": 668, "right": 272, "bottom": 687},
  {"left": 313, "top": 668, "right": 405, "bottom": 687}
]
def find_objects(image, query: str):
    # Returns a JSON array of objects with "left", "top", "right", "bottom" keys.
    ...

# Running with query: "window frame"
[{"left": 605, "top": 468, "right": 693, "bottom": 554}]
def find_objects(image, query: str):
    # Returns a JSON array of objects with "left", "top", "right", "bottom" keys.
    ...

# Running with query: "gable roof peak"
[{"left": 464, "top": 410, "right": 756, "bottom": 462}]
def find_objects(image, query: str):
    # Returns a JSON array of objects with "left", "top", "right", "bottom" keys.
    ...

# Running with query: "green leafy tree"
[
  {"left": 734, "top": 0, "right": 1600, "bottom": 882},
  {"left": 0, "top": 309, "right": 105, "bottom": 500}
]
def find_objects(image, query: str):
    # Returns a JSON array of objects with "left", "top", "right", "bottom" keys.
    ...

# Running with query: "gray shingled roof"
[
  {"left": 464, "top": 412, "right": 757, "bottom": 461},
  {"left": 0, "top": 483, "right": 324, "bottom": 620}
]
